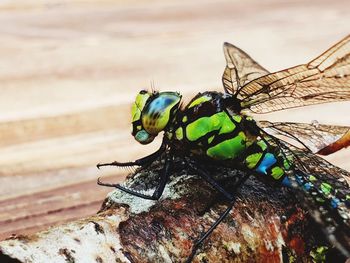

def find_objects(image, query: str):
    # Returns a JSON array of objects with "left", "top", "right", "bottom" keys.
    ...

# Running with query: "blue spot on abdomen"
[
  {"left": 331, "top": 198, "right": 340, "bottom": 208},
  {"left": 303, "top": 182, "right": 312, "bottom": 191},
  {"left": 255, "top": 153, "right": 277, "bottom": 175},
  {"left": 282, "top": 176, "right": 291, "bottom": 187}
]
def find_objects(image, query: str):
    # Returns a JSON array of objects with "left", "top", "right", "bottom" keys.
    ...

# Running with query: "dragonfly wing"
[
  {"left": 259, "top": 131, "right": 350, "bottom": 257},
  {"left": 237, "top": 35, "right": 350, "bottom": 113},
  {"left": 259, "top": 121, "right": 350, "bottom": 155},
  {"left": 222, "top": 42, "right": 269, "bottom": 94},
  {"left": 282, "top": 143, "right": 350, "bottom": 257}
]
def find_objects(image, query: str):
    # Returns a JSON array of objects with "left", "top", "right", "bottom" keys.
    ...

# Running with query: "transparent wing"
[
  {"left": 283, "top": 143, "right": 350, "bottom": 257},
  {"left": 236, "top": 35, "right": 350, "bottom": 113},
  {"left": 259, "top": 121, "right": 350, "bottom": 155},
  {"left": 222, "top": 42, "right": 269, "bottom": 94},
  {"left": 260, "top": 131, "right": 350, "bottom": 256}
]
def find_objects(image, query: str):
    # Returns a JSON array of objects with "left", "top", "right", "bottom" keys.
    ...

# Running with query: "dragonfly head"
[{"left": 131, "top": 90, "right": 182, "bottom": 144}]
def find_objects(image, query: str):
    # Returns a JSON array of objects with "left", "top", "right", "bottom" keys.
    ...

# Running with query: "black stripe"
[
  {"left": 132, "top": 120, "right": 142, "bottom": 136},
  {"left": 184, "top": 92, "right": 225, "bottom": 123}
]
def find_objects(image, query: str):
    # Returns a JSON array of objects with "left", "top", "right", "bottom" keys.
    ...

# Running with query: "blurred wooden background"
[{"left": 0, "top": 0, "right": 349, "bottom": 240}]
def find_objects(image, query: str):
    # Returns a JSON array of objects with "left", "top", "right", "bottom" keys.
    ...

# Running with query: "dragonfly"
[{"left": 97, "top": 35, "right": 350, "bottom": 261}]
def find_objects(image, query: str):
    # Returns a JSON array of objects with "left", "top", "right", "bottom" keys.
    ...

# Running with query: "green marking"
[
  {"left": 271, "top": 166, "right": 284, "bottom": 180},
  {"left": 257, "top": 140, "right": 267, "bottom": 151},
  {"left": 166, "top": 131, "right": 173, "bottom": 139},
  {"left": 347, "top": 195, "right": 350, "bottom": 201},
  {"left": 186, "top": 115, "right": 219, "bottom": 141},
  {"left": 310, "top": 246, "right": 328, "bottom": 263},
  {"left": 175, "top": 127, "right": 183, "bottom": 140},
  {"left": 283, "top": 159, "right": 290, "bottom": 170},
  {"left": 219, "top": 120, "right": 235, "bottom": 135},
  {"left": 289, "top": 256, "right": 297, "bottom": 263},
  {"left": 316, "top": 197, "right": 325, "bottom": 203},
  {"left": 132, "top": 92, "right": 150, "bottom": 122},
  {"left": 245, "top": 152, "right": 263, "bottom": 169},
  {"left": 208, "top": 135, "right": 214, "bottom": 144},
  {"left": 320, "top": 182, "right": 332, "bottom": 196},
  {"left": 233, "top": 115, "right": 242, "bottom": 123},
  {"left": 182, "top": 116, "right": 188, "bottom": 123},
  {"left": 188, "top": 95, "right": 212, "bottom": 108},
  {"left": 282, "top": 155, "right": 293, "bottom": 170},
  {"left": 309, "top": 175, "right": 317, "bottom": 182},
  {"left": 186, "top": 112, "right": 234, "bottom": 142},
  {"left": 206, "top": 132, "right": 246, "bottom": 160}
]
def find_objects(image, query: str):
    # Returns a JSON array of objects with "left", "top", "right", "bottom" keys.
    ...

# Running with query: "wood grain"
[{"left": 0, "top": 0, "right": 349, "bottom": 240}]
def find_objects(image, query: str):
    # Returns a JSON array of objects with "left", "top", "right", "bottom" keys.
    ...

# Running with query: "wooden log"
[
  {"left": 0, "top": 159, "right": 346, "bottom": 262},
  {"left": 1, "top": 0, "right": 350, "bottom": 244},
  {"left": 0, "top": 1, "right": 349, "bottom": 262}
]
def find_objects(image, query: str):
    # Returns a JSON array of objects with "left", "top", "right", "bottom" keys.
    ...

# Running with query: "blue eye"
[{"left": 147, "top": 97, "right": 174, "bottom": 115}]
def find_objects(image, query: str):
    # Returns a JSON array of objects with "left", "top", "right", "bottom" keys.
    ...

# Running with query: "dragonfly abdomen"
[{"left": 245, "top": 140, "right": 288, "bottom": 181}]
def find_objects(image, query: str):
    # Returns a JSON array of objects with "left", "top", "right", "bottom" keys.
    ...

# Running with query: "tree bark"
[{"left": 0, "top": 159, "right": 345, "bottom": 262}]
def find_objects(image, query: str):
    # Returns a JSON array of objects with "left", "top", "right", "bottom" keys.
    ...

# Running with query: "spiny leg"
[
  {"left": 187, "top": 162, "right": 235, "bottom": 200},
  {"left": 186, "top": 162, "right": 250, "bottom": 262},
  {"left": 186, "top": 200, "right": 236, "bottom": 263},
  {"left": 96, "top": 143, "right": 166, "bottom": 169},
  {"left": 97, "top": 154, "right": 172, "bottom": 201},
  {"left": 97, "top": 143, "right": 166, "bottom": 199},
  {"left": 151, "top": 154, "right": 173, "bottom": 199}
]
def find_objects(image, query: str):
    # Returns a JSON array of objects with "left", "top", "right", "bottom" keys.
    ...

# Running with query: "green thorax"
[
  {"left": 167, "top": 92, "right": 256, "bottom": 160},
  {"left": 166, "top": 91, "right": 288, "bottom": 182}
]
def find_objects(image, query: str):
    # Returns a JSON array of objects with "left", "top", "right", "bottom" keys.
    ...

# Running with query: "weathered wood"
[
  {"left": 0, "top": 159, "right": 347, "bottom": 262},
  {"left": 0, "top": 0, "right": 350, "bottom": 257}
]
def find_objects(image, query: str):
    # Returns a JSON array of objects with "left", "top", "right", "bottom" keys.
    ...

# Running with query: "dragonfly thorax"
[
  {"left": 167, "top": 91, "right": 287, "bottom": 182},
  {"left": 169, "top": 92, "right": 255, "bottom": 158}
]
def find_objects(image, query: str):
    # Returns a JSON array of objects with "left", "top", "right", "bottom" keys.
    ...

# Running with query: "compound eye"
[
  {"left": 142, "top": 92, "right": 181, "bottom": 135},
  {"left": 131, "top": 91, "right": 151, "bottom": 123}
]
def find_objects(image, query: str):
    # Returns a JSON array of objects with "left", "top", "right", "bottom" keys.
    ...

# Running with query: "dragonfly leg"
[
  {"left": 187, "top": 162, "right": 235, "bottom": 201},
  {"left": 96, "top": 143, "right": 166, "bottom": 169},
  {"left": 97, "top": 154, "right": 172, "bottom": 201},
  {"left": 186, "top": 200, "right": 235, "bottom": 263},
  {"left": 186, "top": 162, "right": 250, "bottom": 262}
]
